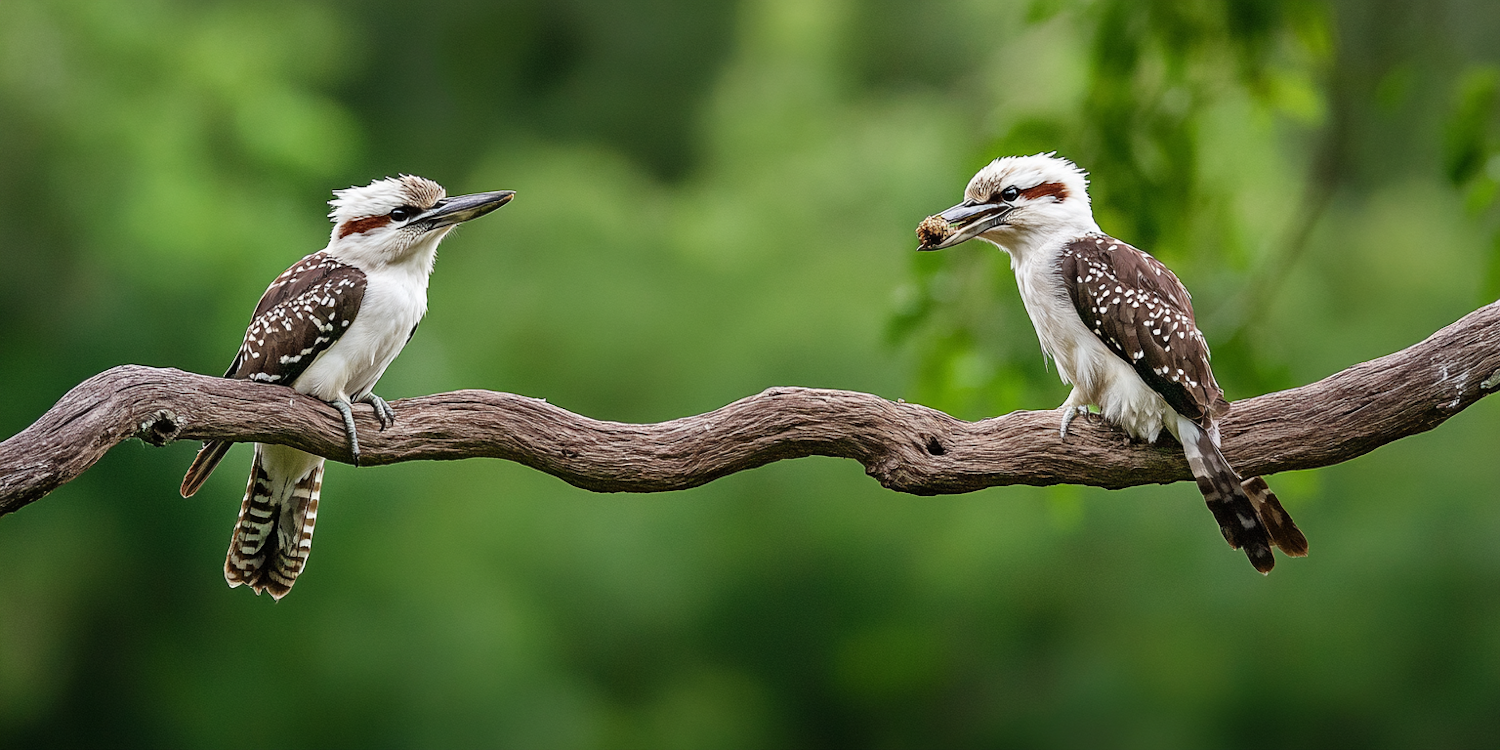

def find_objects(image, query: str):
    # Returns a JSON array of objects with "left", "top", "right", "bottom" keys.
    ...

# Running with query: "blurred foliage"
[
  {"left": 1, "top": 0, "right": 1499, "bottom": 748},
  {"left": 1443, "top": 64, "right": 1500, "bottom": 299}
]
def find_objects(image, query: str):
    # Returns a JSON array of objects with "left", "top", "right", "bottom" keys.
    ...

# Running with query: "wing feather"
[
  {"left": 224, "top": 251, "right": 366, "bottom": 386},
  {"left": 1060, "top": 235, "right": 1228, "bottom": 426}
]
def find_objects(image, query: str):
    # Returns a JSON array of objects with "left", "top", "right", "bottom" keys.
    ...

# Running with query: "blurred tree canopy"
[{"left": 2, "top": 0, "right": 1499, "bottom": 747}]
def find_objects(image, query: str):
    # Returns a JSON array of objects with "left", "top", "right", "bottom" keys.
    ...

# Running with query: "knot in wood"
[{"left": 137, "top": 409, "right": 182, "bottom": 447}]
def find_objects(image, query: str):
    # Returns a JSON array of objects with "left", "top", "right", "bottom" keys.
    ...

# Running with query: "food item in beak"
[{"left": 916, "top": 214, "right": 954, "bottom": 248}]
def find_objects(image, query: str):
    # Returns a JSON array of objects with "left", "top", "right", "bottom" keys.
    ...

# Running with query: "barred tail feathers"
[
  {"left": 225, "top": 444, "right": 324, "bottom": 600},
  {"left": 181, "top": 440, "right": 233, "bottom": 498},
  {"left": 1176, "top": 417, "right": 1276, "bottom": 573},
  {"left": 1242, "top": 476, "right": 1309, "bottom": 557}
]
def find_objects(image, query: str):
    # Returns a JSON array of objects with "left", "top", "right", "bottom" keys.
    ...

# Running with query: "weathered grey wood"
[{"left": 3, "top": 302, "right": 1498, "bottom": 516}]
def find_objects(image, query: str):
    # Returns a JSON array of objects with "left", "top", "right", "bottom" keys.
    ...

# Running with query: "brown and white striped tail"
[
  {"left": 1177, "top": 418, "right": 1277, "bottom": 573},
  {"left": 225, "top": 444, "right": 324, "bottom": 600},
  {"left": 1241, "top": 476, "right": 1309, "bottom": 557}
]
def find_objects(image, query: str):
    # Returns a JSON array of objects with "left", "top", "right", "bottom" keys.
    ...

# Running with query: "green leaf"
[{"left": 1443, "top": 65, "right": 1500, "bottom": 186}]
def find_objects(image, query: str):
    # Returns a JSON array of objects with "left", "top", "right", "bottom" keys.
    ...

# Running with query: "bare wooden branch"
[{"left": 3, "top": 302, "right": 1498, "bottom": 516}]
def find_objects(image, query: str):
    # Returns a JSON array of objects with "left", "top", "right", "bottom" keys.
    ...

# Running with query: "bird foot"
[
  {"left": 1058, "top": 405, "right": 1092, "bottom": 440},
  {"left": 358, "top": 393, "right": 396, "bottom": 430},
  {"left": 330, "top": 399, "right": 361, "bottom": 466}
]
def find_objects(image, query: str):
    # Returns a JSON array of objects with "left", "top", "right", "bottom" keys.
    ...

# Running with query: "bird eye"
[
  {"left": 1000, "top": 186, "right": 1021, "bottom": 202},
  {"left": 389, "top": 206, "right": 417, "bottom": 222}
]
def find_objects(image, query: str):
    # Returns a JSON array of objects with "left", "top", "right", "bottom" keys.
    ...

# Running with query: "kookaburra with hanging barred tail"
[
  {"left": 917, "top": 153, "right": 1307, "bottom": 572},
  {"left": 180, "top": 175, "right": 515, "bottom": 599}
]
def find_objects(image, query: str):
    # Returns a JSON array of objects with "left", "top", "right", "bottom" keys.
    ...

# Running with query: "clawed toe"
[
  {"left": 1058, "top": 405, "right": 1092, "bottom": 440},
  {"left": 330, "top": 399, "right": 361, "bottom": 466},
  {"left": 359, "top": 393, "right": 396, "bottom": 431}
]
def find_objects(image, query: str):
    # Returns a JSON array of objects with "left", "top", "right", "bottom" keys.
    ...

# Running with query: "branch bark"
[{"left": 4, "top": 302, "right": 1499, "bottom": 516}]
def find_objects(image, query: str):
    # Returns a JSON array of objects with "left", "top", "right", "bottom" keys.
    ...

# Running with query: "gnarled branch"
[{"left": 3, "top": 302, "right": 1498, "bottom": 516}]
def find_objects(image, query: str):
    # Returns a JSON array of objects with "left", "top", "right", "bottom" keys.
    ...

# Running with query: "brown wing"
[
  {"left": 224, "top": 251, "right": 366, "bottom": 386},
  {"left": 1060, "top": 234, "right": 1228, "bottom": 427}
]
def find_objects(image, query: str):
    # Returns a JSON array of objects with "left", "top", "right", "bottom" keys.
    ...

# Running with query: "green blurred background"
[{"left": 3, "top": 0, "right": 1499, "bottom": 746}]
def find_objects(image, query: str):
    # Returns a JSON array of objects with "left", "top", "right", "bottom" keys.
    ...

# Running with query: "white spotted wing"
[
  {"left": 1060, "top": 234, "right": 1229, "bottom": 426},
  {"left": 225, "top": 251, "right": 367, "bottom": 386}
]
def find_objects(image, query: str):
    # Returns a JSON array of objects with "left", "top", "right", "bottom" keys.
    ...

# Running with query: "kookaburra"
[
  {"left": 180, "top": 175, "right": 514, "bottom": 598},
  {"left": 917, "top": 153, "right": 1307, "bottom": 572}
]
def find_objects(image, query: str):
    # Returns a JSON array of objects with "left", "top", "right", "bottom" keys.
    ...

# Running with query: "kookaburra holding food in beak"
[
  {"left": 180, "top": 175, "right": 514, "bottom": 598},
  {"left": 918, "top": 153, "right": 1306, "bottom": 572}
]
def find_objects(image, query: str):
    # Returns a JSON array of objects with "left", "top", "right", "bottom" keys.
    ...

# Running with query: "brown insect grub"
[{"left": 916, "top": 214, "right": 953, "bottom": 248}]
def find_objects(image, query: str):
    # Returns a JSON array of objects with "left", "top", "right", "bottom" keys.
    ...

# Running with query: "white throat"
[{"left": 327, "top": 226, "right": 453, "bottom": 279}]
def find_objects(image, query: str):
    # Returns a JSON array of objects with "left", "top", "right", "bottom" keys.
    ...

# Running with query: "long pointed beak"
[
  {"left": 417, "top": 190, "right": 516, "bottom": 229},
  {"left": 917, "top": 201, "right": 1012, "bottom": 251}
]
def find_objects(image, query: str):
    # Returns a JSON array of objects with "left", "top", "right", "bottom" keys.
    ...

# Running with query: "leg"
[
  {"left": 329, "top": 398, "right": 361, "bottom": 466},
  {"left": 1057, "top": 390, "right": 1092, "bottom": 440},
  {"left": 358, "top": 393, "right": 396, "bottom": 430}
]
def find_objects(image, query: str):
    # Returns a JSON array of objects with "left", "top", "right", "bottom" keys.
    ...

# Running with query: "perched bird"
[
  {"left": 917, "top": 153, "right": 1306, "bottom": 572},
  {"left": 180, "top": 175, "right": 514, "bottom": 598}
]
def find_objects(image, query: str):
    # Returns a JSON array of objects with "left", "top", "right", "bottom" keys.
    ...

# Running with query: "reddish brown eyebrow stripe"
[
  {"left": 337, "top": 214, "right": 392, "bottom": 238},
  {"left": 1021, "top": 182, "right": 1068, "bottom": 201}
]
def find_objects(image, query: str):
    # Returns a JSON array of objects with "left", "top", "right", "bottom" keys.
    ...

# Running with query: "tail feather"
[
  {"left": 265, "top": 467, "right": 321, "bottom": 597},
  {"left": 1177, "top": 418, "right": 1277, "bottom": 573},
  {"left": 225, "top": 444, "right": 323, "bottom": 600},
  {"left": 181, "top": 440, "right": 233, "bottom": 497},
  {"left": 1242, "top": 476, "right": 1309, "bottom": 557}
]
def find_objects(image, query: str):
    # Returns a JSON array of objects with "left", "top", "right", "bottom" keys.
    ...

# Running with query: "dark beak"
[
  {"left": 417, "top": 190, "right": 516, "bottom": 229},
  {"left": 917, "top": 201, "right": 1013, "bottom": 251}
]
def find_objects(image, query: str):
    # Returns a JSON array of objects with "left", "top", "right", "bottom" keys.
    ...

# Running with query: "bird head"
[
  {"left": 326, "top": 175, "right": 514, "bottom": 268},
  {"left": 917, "top": 153, "right": 1094, "bottom": 252}
]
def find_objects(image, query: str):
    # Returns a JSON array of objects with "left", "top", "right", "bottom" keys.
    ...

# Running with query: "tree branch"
[{"left": 4, "top": 302, "right": 1499, "bottom": 516}]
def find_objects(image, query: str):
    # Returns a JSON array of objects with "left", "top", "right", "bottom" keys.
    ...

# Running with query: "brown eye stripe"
[
  {"left": 337, "top": 214, "right": 392, "bottom": 238},
  {"left": 1020, "top": 181, "right": 1068, "bottom": 201}
]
